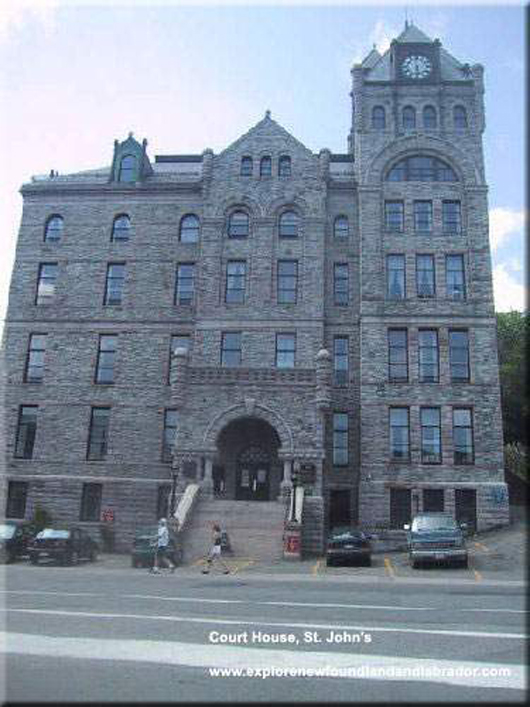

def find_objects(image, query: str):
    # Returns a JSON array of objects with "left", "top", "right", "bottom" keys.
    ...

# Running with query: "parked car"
[
  {"left": 0, "top": 522, "right": 35, "bottom": 563},
  {"left": 131, "top": 526, "right": 182, "bottom": 568},
  {"left": 405, "top": 513, "right": 468, "bottom": 569},
  {"left": 326, "top": 526, "right": 372, "bottom": 567},
  {"left": 29, "top": 527, "right": 98, "bottom": 566}
]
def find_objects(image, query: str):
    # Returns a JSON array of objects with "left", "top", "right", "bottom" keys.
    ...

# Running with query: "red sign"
[
  {"left": 101, "top": 509, "right": 114, "bottom": 523},
  {"left": 285, "top": 534, "right": 300, "bottom": 554}
]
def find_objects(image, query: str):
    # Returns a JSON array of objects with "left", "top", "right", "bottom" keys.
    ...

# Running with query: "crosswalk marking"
[
  {"left": 0, "top": 631, "right": 525, "bottom": 690},
  {"left": 4, "top": 607, "right": 527, "bottom": 640}
]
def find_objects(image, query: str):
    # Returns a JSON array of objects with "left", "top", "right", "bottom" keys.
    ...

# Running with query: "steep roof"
[{"left": 219, "top": 111, "right": 313, "bottom": 157}]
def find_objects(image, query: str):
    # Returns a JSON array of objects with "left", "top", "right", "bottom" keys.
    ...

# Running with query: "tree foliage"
[{"left": 496, "top": 311, "right": 529, "bottom": 446}]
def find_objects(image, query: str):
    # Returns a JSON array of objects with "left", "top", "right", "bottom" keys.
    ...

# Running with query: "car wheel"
[
  {"left": 411, "top": 559, "right": 419, "bottom": 569},
  {"left": 364, "top": 558, "right": 372, "bottom": 567}
]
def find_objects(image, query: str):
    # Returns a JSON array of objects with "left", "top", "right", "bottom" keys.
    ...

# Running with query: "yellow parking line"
[
  {"left": 473, "top": 541, "right": 490, "bottom": 554},
  {"left": 192, "top": 557, "right": 206, "bottom": 566},
  {"left": 231, "top": 559, "right": 254, "bottom": 576},
  {"left": 384, "top": 556, "right": 396, "bottom": 578},
  {"left": 312, "top": 559, "right": 323, "bottom": 576},
  {"left": 473, "top": 568, "right": 482, "bottom": 582}
]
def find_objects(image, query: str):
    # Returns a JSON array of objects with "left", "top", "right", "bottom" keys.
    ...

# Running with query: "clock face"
[{"left": 401, "top": 54, "right": 432, "bottom": 79}]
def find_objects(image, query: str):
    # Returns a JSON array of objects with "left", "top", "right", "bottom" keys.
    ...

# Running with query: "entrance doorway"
[
  {"left": 390, "top": 488, "right": 411, "bottom": 529},
  {"left": 329, "top": 489, "right": 351, "bottom": 530},
  {"left": 236, "top": 446, "right": 270, "bottom": 501},
  {"left": 423, "top": 488, "right": 444, "bottom": 513},
  {"left": 455, "top": 488, "right": 477, "bottom": 533}
]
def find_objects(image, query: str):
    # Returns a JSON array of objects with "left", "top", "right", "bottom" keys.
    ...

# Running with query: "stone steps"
[{"left": 182, "top": 498, "right": 288, "bottom": 563}]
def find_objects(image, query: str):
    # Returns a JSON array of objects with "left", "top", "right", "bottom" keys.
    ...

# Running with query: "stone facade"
[{"left": 0, "top": 24, "right": 509, "bottom": 554}]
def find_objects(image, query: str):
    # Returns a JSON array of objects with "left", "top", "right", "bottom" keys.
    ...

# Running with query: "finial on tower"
[{"left": 265, "top": 110, "right": 271, "bottom": 119}]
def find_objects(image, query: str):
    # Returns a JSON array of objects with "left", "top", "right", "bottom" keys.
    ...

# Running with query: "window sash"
[
  {"left": 333, "top": 413, "right": 348, "bottom": 465},
  {"left": 279, "top": 212, "right": 299, "bottom": 238},
  {"left": 118, "top": 155, "right": 137, "bottom": 182},
  {"left": 226, "top": 262, "right": 246, "bottom": 303},
  {"left": 413, "top": 201, "right": 433, "bottom": 232},
  {"left": 112, "top": 216, "right": 130, "bottom": 241},
  {"left": 175, "top": 264, "right": 195, "bottom": 304},
  {"left": 423, "top": 107, "right": 437, "bottom": 128},
  {"left": 334, "top": 337, "right": 349, "bottom": 385},
  {"left": 104, "top": 264, "right": 125, "bottom": 305},
  {"left": 390, "top": 408, "right": 410, "bottom": 459},
  {"left": 276, "top": 335, "right": 295, "bottom": 368},
  {"left": 45, "top": 217, "right": 63, "bottom": 242},
  {"left": 260, "top": 157, "right": 272, "bottom": 177},
  {"left": 96, "top": 336, "right": 117, "bottom": 384},
  {"left": 418, "top": 330, "right": 439, "bottom": 382},
  {"left": 387, "top": 256, "right": 405, "bottom": 299},
  {"left": 6, "top": 481, "right": 28, "bottom": 519},
  {"left": 240, "top": 157, "right": 253, "bottom": 176},
  {"left": 334, "top": 216, "right": 349, "bottom": 238},
  {"left": 446, "top": 256, "right": 466, "bottom": 299},
  {"left": 277, "top": 261, "right": 298, "bottom": 304},
  {"left": 25, "top": 334, "right": 47, "bottom": 382},
  {"left": 80, "top": 483, "right": 102, "bottom": 522},
  {"left": 388, "top": 329, "right": 408, "bottom": 381},
  {"left": 416, "top": 255, "right": 435, "bottom": 298},
  {"left": 278, "top": 157, "right": 291, "bottom": 176},
  {"left": 14, "top": 406, "right": 37, "bottom": 459},
  {"left": 442, "top": 201, "right": 462, "bottom": 234},
  {"left": 421, "top": 408, "right": 441, "bottom": 463},
  {"left": 453, "top": 409, "right": 474, "bottom": 464},
  {"left": 221, "top": 333, "right": 242, "bottom": 367},
  {"left": 228, "top": 212, "right": 249, "bottom": 238},
  {"left": 403, "top": 107, "right": 416, "bottom": 129},
  {"left": 179, "top": 215, "right": 200, "bottom": 243},
  {"left": 449, "top": 331, "right": 469, "bottom": 381},
  {"left": 334, "top": 264, "right": 349, "bottom": 305},
  {"left": 36, "top": 264, "right": 58, "bottom": 304},
  {"left": 87, "top": 408, "right": 110, "bottom": 460},
  {"left": 385, "top": 202, "right": 404, "bottom": 231}
]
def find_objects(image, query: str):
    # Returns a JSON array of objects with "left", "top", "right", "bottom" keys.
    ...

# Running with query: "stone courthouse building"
[{"left": 1, "top": 24, "right": 510, "bottom": 555}]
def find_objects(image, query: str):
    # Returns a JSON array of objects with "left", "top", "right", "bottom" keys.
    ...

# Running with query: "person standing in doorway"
[
  {"left": 150, "top": 518, "right": 176, "bottom": 574},
  {"left": 202, "top": 522, "right": 230, "bottom": 574}
]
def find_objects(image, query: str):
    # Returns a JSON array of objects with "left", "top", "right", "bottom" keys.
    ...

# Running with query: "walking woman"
[{"left": 202, "top": 522, "right": 230, "bottom": 574}]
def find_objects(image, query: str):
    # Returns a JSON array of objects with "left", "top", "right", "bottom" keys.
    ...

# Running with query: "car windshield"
[
  {"left": 330, "top": 528, "right": 363, "bottom": 539},
  {"left": 0, "top": 525, "right": 16, "bottom": 539},
  {"left": 412, "top": 516, "right": 457, "bottom": 532},
  {"left": 36, "top": 529, "right": 70, "bottom": 539}
]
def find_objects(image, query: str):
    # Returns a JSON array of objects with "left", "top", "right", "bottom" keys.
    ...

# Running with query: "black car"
[
  {"left": 131, "top": 526, "right": 181, "bottom": 568},
  {"left": 326, "top": 527, "right": 372, "bottom": 567},
  {"left": 29, "top": 527, "right": 98, "bottom": 566},
  {"left": 404, "top": 513, "right": 468, "bottom": 569},
  {"left": 0, "top": 522, "right": 34, "bottom": 563}
]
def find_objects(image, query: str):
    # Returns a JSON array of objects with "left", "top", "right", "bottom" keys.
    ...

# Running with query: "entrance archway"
[{"left": 216, "top": 417, "right": 282, "bottom": 501}]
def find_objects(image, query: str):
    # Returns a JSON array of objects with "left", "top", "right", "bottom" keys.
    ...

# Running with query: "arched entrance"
[{"left": 216, "top": 417, "right": 282, "bottom": 501}]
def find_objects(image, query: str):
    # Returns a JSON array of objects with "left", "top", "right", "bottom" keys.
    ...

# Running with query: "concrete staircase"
[{"left": 181, "top": 498, "right": 288, "bottom": 564}]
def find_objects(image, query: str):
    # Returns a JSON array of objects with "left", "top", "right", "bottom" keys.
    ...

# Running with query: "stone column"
[
  {"left": 202, "top": 455, "right": 214, "bottom": 497},
  {"left": 280, "top": 458, "right": 292, "bottom": 497}
]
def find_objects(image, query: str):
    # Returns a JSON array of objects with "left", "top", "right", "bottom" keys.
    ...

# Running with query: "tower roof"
[{"left": 394, "top": 22, "right": 433, "bottom": 44}]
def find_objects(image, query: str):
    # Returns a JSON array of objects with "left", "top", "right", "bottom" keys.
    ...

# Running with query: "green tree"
[{"left": 496, "top": 311, "right": 529, "bottom": 445}]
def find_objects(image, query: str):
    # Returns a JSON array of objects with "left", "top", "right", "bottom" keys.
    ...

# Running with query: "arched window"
[
  {"left": 240, "top": 156, "right": 253, "bottom": 176},
  {"left": 278, "top": 155, "right": 291, "bottom": 177},
  {"left": 453, "top": 105, "right": 468, "bottom": 129},
  {"left": 111, "top": 214, "right": 131, "bottom": 242},
  {"left": 44, "top": 215, "right": 63, "bottom": 242},
  {"left": 228, "top": 210, "right": 249, "bottom": 238},
  {"left": 118, "top": 154, "right": 137, "bottom": 182},
  {"left": 260, "top": 156, "right": 272, "bottom": 177},
  {"left": 334, "top": 216, "right": 349, "bottom": 239},
  {"left": 386, "top": 155, "right": 458, "bottom": 182},
  {"left": 423, "top": 106, "right": 437, "bottom": 129},
  {"left": 279, "top": 210, "right": 299, "bottom": 239},
  {"left": 402, "top": 106, "right": 416, "bottom": 130},
  {"left": 372, "top": 106, "right": 386, "bottom": 130},
  {"left": 179, "top": 214, "right": 200, "bottom": 243}
]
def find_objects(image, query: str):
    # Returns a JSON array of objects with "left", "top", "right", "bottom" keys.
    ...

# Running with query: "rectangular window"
[
  {"left": 35, "top": 263, "right": 58, "bottom": 305},
  {"left": 421, "top": 407, "right": 442, "bottom": 463},
  {"left": 388, "top": 329, "right": 408, "bottom": 382},
  {"left": 449, "top": 330, "right": 470, "bottom": 382},
  {"left": 418, "top": 329, "right": 439, "bottom": 382},
  {"left": 24, "top": 334, "right": 47, "bottom": 383},
  {"left": 169, "top": 334, "right": 190, "bottom": 383},
  {"left": 416, "top": 255, "right": 435, "bottom": 298},
  {"left": 453, "top": 408, "right": 474, "bottom": 465},
  {"left": 276, "top": 333, "right": 295, "bottom": 368},
  {"left": 221, "top": 332, "right": 242, "bottom": 367},
  {"left": 175, "top": 263, "right": 195, "bottom": 305},
  {"left": 333, "top": 263, "right": 349, "bottom": 305},
  {"left": 442, "top": 201, "right": 462, "bottom": 234},
  {"left": 333, "top": 336, "right": 349, "bottom": 385},
  {"left": 14, "top": 405, "right": 38, "bottom": 459},
  {"left": 86, "top": 407, "right": 110, "bottom": 461},
  {"left": 387, "top": 254, "right": 406, "bottom": 300},
  {"left": 385, "top": 201, "right": 404, "bottom": 232},
  {"left": 390, "top": 407, "right": 410, "bottom": 460},
  {"left": 333, "top": 412, "right": 348, "bottom": 466},
  {"left": 277, "top": 260, "right": 298, "bottom": 304},
  {"left": 80, "top": 483, "right": 103, "bottom": 522},
  {"left": 157, "top": 485, "right": 171, "bottom": 519},
  {"left": 446, "top": 255, "right": 466, "bottom": 300},
  {"left": 225, "top": 261, "right": 246, "bottom": 304},
  {"left": 95, "top": 335, "right": 117, "bottom": 384},
  {"left": 413, "top": 201, "right": 433, "bottom": 233},
  {"left": 162, "top": 409, "right": 178, "bottom": 462},
  {"left": 104, "top": 263, "right": 125, "bottom": 305},
  {"left": 6, "top": 481, "right": 28, "bottom": 519}
]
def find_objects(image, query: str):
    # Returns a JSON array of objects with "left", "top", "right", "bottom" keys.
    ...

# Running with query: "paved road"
[{"left": 1, "top": 561, "right": 526, "bottom": 703}]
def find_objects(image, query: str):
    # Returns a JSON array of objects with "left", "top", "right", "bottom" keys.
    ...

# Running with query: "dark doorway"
[
  {"left": 390, "top": 488, "right": 411, "bottom": 529},
  {"left": 455, "top": 488, "right": 477, "bottom": 533},
  {"left": 213, "top": 466, "right": 226, "bottom": 497},
  {"left": 329, "top": 489, "right": 351, "bottom": 530},
  {"left": 423, "top": 488, "right": 444, "bottom": 513},
  {"left": 236, "top": 446, "right": 270, "bottom": 501}
]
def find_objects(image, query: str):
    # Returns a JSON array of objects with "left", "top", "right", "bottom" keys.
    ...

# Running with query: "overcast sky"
[{"left": 0, "top": 0, "right": 526, "bottom": 338}]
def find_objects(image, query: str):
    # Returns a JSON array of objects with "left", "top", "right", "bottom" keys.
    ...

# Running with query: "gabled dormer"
[{"left": 109, "top": 132, "right": 154, "bottom": 184}]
